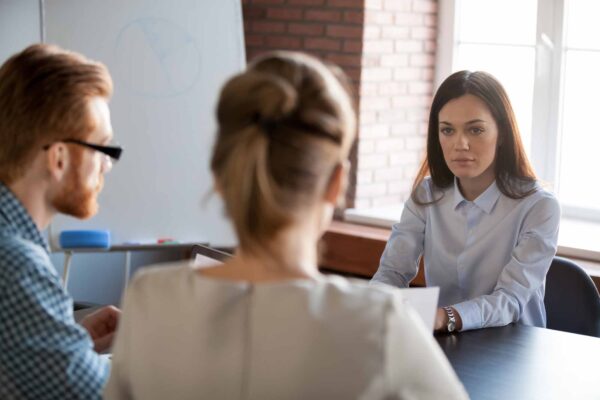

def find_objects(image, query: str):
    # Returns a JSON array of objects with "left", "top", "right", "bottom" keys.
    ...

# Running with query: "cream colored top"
[{"left": 104, "top": 263, "right": 468, "bottom": 400}]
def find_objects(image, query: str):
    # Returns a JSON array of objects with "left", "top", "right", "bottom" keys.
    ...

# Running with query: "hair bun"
[
  {"left": 251, "top": 72, "right": 298, "bottom": 123},
  {"left": 217, "top": 71, "right": 298, "bottom": 129}
]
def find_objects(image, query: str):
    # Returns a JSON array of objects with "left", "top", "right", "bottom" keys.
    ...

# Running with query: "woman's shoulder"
[
  {"left": 409, "top": 176, "right": 451, "bottom": 206},
  {"left": 311, "top": 275, "right": 410, "bottom": 317},
  {"left": 509, "top": 180, "right": 560, "bottom": 209},
  {"left": 126, "top": 260, "right": 197, "bottom": 299}
]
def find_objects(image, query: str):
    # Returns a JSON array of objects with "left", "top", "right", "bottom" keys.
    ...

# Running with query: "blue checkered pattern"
[{"left": 0, "top": 182, "right": 108, "bottom": 399}]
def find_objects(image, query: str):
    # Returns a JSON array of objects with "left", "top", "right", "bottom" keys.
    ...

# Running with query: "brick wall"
[
  {"left": 355, "top": 0, "right": 436, "bottom": 208},
  {"left": 242, "top": 0, "right": 365, "bottom": 207},
  {"left": 243, "top": 0, "right": 365, "bottom": 84},
  {"left": 241, "top": 0, "right": 438, "bottom": 210}
]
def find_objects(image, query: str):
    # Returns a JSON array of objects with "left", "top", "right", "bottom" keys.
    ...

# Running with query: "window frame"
[{"left": 436, "top": 0, "right": 600, "bottom": 221}]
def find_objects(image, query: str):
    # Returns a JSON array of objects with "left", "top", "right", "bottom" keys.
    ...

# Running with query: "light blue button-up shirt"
[{"left": 372, "top": 177, "right": 560, "bottom": 331}]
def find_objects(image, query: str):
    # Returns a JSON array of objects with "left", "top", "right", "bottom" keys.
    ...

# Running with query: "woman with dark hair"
[{"left": 372, "top": 70, "right": 560, "bottom": 333}]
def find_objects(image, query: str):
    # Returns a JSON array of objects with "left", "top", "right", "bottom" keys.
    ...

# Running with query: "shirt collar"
[
  {"left": 452, "top": 178, "right": 501, "bottom": 214},
  {"left": 0, "top": 182, "right": 49, "bottom": 252}
]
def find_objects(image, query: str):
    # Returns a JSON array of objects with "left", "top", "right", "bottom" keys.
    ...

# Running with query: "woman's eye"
[
  {"left": 440, "top": 127, "right": 453, "bottom": 135},
  {"left": 470, "top": 127, "right": 484, "bottom": 135}
]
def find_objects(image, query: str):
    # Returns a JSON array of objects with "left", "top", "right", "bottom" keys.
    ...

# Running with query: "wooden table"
[{"left": 436, "top": 324, "right": 600, "bottom": 400}]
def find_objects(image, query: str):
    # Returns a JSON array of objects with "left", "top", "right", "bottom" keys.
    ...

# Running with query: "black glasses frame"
[{"left": 43, "top": 139, "right": 123, "bottom": 161}]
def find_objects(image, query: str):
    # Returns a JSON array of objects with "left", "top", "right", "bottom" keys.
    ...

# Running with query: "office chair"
[{"left": 544, "top": 256, "right": 600, "bottom": 337}]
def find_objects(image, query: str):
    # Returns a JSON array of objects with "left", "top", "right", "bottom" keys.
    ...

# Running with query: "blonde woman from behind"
[{"left": 104, "top": 51, "right": 468, "bottom": 400}]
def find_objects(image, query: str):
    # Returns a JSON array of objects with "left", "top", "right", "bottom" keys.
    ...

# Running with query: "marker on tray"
[{"left": 157, "top": 238, "right": 177, "bottom": 244}]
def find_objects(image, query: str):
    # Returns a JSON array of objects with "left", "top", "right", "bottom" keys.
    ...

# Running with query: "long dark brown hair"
[{"left": 411, "top": 70, "right": 536, "bottom": 204}]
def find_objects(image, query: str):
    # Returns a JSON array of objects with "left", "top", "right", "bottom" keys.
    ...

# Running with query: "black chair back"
[{"left": 544, "top": 256, "right": 600, "bottom": 337}]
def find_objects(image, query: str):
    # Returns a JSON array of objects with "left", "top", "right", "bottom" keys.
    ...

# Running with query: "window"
[{"left": 437, "top": 0, "right": 600, "bottom": 221}]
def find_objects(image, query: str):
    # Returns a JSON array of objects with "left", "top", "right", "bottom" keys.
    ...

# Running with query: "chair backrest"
[{"left": 544, "top": 256, "right": 600, "bottom": 337}]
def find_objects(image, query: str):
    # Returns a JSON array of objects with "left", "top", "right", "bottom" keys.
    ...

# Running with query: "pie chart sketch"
[{"left": 114, "top": 17, "right": 202, "bottom": 97}]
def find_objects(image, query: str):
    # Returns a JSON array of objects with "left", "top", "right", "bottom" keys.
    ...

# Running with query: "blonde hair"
[
  {"left": 0, "top": 44, "right": 113, "bottom": 184},
  {"left": 211, "top": 51, "right": 356, "bottom": 253}
]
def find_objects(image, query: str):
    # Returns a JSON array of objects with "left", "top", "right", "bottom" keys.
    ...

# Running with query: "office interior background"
[{"left": 1, "top": 0, "right": 598, "bottom": 306}]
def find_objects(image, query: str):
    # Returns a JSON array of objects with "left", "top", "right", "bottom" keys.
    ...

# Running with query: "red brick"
[
  {"left": 245, "top": 34, "right": 265, "bottom": 47},
  {"left": 325, "top": 53, "right": 362, "bottom": 68},
  {"left": 326, "top": 24, "right": 363, "bottom": 39},
  {"left": 246, "top": 50, "right": 267, "bottom": 62},
  {"left": 288, "top": 0, "right": 325, "bottom": 4},
  {"left": 266, "top": 7, "right": 303, "bottom": 20},
  {"left": 344, "top": 10, "right": 364, "bottom": 24},
  {"left": 304, "top": 37, "right": 342, "bottom": 51},
  {"left": 343, "top": 39, "right": 362, "bottom": 53},
  {"left": 243, "top": 6, "right": 266, "bottom": 19},
  {"left": 266, "top": 36, "right": 303, "bottom": 49},
  {"left": 305, "top": 9, "right": 342, "bottom": 22},
  {"left": 343, "top": 67, "right": 361, "bottom": 81},
  {"left": 252, "top": 21, "right": 286, "bottom": 33},
  {"left": 327, "top": 0, "right": 364, "bottom": 7},
  {"left": 288, "top": 23, "right": 325, "bottom": 36},
  {"left": 252, "top": 0, "right": 285, "bottom": 4}
]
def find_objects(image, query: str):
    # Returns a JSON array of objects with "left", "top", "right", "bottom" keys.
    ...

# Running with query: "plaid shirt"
[{"left": 0, "top": 182, "right": 108, "bottom": 399}]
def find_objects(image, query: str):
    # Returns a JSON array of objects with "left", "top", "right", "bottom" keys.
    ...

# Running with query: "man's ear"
[
  {"left": 45, "top": 143, "right": 70, "bottom": 181},
  {"left": 324, "top": 161, "right": 348, "bottom": 206}
]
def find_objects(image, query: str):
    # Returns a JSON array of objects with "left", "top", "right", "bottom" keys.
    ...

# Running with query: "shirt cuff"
[{"left": 452, "top": 300, "right": 482, "bottom": 331}]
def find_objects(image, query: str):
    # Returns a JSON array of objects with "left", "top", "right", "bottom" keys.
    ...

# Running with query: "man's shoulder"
[
  {"left": 0, "top": 232, "right": 48, "bottom": 261},
  {"left": 0, "top": 233, "right": 52, "bottom": 281}
]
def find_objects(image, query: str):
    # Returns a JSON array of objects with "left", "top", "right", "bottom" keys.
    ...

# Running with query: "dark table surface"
[{"left": 436, "top": 324, "right": 600, "bottom": 400}]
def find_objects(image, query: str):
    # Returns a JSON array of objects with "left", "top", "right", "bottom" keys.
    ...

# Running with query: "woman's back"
[{"left": 105, "top": 263, "right": 467, "bottom": 399}]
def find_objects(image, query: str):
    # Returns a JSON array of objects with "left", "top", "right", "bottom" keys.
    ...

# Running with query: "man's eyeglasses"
[{"left": 43, "top": 139, "right": 123, "bottom": 161}]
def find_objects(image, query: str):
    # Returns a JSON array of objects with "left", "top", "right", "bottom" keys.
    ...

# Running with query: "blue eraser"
[{"left": 59, "top": 230, "right": 111, "bottom": 249}]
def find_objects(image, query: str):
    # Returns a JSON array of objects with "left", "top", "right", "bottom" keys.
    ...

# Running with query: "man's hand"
[{"left": 79, "top": 305, "right": 121, "bottom": 353}]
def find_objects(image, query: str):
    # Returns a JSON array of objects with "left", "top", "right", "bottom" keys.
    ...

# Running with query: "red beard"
[{"left": 52, "top": 153, "right": 103, "bottom": 219}]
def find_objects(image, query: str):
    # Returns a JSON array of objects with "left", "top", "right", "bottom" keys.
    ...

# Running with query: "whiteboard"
[
  {"left": 0, "top": 0, "right": 40, "bottom": 63},
  {"left": 46, "top": 0, "right": 243, "bottom": 248}
]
